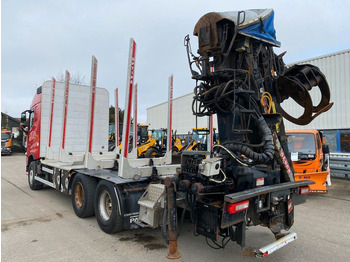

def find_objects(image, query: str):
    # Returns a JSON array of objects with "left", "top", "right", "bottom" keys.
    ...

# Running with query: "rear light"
[
  {"left": 299, "top": 186, "right": 311, "bottom": 195},
  {"left": 288, "top": 199, "right": 293, "bottom": 213},
  {"left": 227, "top": 200, "right": 249, "bottom": 214},
  {"left": 256, "top": 177, "right": 264, "bottom": 186}
]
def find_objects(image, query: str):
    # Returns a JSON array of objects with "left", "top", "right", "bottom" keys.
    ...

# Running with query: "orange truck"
[
  {"left": 286, "top": 130, "right": 331, "bottom": 193},
  {"left": 1, "top": 129, "right": 13, "bottom": 155}
]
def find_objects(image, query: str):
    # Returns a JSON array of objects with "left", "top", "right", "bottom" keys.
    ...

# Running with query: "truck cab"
[
  {"left": 286, "top": 130, "right": 330, "bottom": 193},
  {"left": 1, "top": 129, "right": 14, "bottom": 155},
  {"left": 21, "top": 87, "right": 42, "bottom": 168}
]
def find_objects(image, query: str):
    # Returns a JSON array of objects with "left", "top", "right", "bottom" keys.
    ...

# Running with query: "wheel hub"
[{"left": 99, "top": 190, "right": 112, "bottom": 221}]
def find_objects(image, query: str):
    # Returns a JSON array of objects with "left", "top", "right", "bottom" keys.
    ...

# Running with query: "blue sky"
[{"left": 2, "top": 0, "right": 350, "bottom": 122}]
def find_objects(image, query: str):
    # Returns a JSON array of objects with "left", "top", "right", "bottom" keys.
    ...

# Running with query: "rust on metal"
[
  {"left": 165, "top": 177, "right": 181, "bottom": 259},
  {"left": 242, "top": 247, "right": 257, "bottom": 257},
  {"left": 122, "top": 187, "right": 147, "bottom": 193},
  {"left": 276, "top": 64, "right": 333, "bottom": 125}
]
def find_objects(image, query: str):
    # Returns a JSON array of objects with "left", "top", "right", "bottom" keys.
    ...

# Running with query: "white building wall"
[
  {"left": 147, "top": 93, "right": 218, "bottom": 134},
  {"left": 282, "top": 49, "right": 350, "bottom": 130},
  {"left": 148, "top": 50, "right": 350, "bottom": 133}
]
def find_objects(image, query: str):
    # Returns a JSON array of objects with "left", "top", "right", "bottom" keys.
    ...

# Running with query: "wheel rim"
[
  {"left": 74, "top": 182, "right": 84, "bottom": 208},
  {"left": 29, "top": 169, "right": 34, "bottom": 185},
  {"left": 98, "top": 190, "right": 112, "bottom": 221}
]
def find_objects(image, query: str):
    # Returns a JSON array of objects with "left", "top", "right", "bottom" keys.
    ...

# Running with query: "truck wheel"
[
  {"left": 71, "top": 174, "right": 97, "bottom": 218},
  {"left": 28, "top": 161, "right": 43, "bottom": 190},
  {"left": 94, "top": 180, "right": 123, "bottom": 234},
  {"left": 145, "top": 147, "right": 158, "bottom": 158}
]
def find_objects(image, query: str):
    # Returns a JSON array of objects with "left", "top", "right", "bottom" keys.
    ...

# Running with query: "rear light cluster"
[
  {"left": 288, "top": 199, "right": 293, "bottom": 213},
  {"left": 227, "top": 200, "right": 249, "bottom": 214},
  {"left": 256, "top": 177, "right": 264, "bottom": 186},
  {"left": 299, "top": 185, "right": 311, "bottom": 195}
]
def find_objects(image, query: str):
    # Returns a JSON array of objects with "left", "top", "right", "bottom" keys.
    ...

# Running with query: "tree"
[
  {"left": 109, "top": 106, "right": 125, "bottom": 124},
  {"left": 56, "top": 71, "right": 86, "bottom": 85},
  {"left": 1, "top": 113, "right": 9, "bottom": 129}
]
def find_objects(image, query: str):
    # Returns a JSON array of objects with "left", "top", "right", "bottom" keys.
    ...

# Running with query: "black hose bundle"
[{"left": 224, "top": 116, "right": 274, "bottom": 164}]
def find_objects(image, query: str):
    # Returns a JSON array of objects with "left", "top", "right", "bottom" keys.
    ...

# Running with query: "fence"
[{"left": 329, "top": 153, "right": 350, "bottom": 179}]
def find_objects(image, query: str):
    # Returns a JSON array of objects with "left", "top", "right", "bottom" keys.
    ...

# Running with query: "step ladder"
[{"left": 138, "top": 183, "right": 165, "bottom": 227}]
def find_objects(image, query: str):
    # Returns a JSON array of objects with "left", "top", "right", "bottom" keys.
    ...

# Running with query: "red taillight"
[
  {"left": 299, "top": 186, "right": 311, "bottom": 195},
  {"left": 227, "top": 200, "right": 249, "bottom": 214},
  {"left": 288, "top": 199, "right": 293, "bottom": 213}
]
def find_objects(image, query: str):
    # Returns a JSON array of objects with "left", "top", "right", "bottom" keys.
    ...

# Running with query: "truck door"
[{"left": 27, "top": 105, "right": 40, "bottom": 160}]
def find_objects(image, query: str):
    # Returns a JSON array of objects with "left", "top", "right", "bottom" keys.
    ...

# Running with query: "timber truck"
[{"left": 21, "top": 9, "right": 333, "bottom": 258}]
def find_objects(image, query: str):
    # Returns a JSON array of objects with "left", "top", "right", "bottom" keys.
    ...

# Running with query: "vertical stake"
[
  {"left": 134, "top": 83, "right": 138, "bottom": 150},
  {"left": 88, "top": 56, "right": 98, "bottom": 153},
  {"left": 167, "top": 75, "right": 174, "bottom": 153},
  {"left": 61, "top": 71, "right": 70, "bottom": 150},
  {"left": 48, "top": 78, "right": 56, "bottom": 148},
  {"left": 115, "top": 88, "right": 119, "bottom": 148},
  {"left": 121, "top": 38, "right": 136, "bottom": 159}
]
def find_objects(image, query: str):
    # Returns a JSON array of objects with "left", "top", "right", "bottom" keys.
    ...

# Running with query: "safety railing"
[{"left": 329, "top": 153, "right": 350, "bottom": 179}]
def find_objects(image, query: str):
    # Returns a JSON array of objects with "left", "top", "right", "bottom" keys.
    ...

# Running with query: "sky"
[{"left": 2, "top": 0, "right": 350, "bottom": 123}]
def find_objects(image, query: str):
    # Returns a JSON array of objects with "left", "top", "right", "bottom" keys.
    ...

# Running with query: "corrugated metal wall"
[
  {"left": 147, "top": 93, "right": 217, "bottom": 134},
  {"left": 283, "top": 49, "right": 350, "bottom": 130},
  {"left": 147, "top": 49, "right": 350, "bottom": 133}
]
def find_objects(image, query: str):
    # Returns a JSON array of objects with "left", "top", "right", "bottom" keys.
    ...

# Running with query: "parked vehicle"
[
  {"left": 1, "top": 129, "right": 13, "bottom": 155},
  {"left": 145, "top": 128, "right": 182, "bottom": 157},
  {"left": 182, "top": 127, "right": 217, "bottom": 151},
  {"left": 286, "top": 130, "right": 331, "bottom": 193}
]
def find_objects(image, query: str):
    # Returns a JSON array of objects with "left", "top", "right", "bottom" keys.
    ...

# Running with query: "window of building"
[
  {"left": 320, "top": 130, "right": 337, "bottom": 152},
  {"left": 340, "top": 129, "right": 350, "bottom": 152}
]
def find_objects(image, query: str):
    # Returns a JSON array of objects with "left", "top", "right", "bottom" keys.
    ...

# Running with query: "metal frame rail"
[{"left": 330, "top": 153, "right": 350, "bottom": 179}]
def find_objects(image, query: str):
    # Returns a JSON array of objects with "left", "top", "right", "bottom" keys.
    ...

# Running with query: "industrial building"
[{"left": 147, "top": 49, "right": 350, "bottom": 152}]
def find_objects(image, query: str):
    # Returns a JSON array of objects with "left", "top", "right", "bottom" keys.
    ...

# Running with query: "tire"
[
  {"left": 145, "top": 147, "right": 159, "bottom": 158},
  {"left": 71, "top": 174, "right": 97, "bottom": 218},
  {"left": 172, "top": 146, "right": 179, "bottom": 154},
  {"left": 28, "top": 161, "right": 43, "bottom": 190},
  {"left": 94, "top": 180, "right": 123, "bottom": 234}
]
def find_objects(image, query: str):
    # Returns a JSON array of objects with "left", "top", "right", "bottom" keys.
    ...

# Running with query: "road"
[{"left": 2, "top": 154, "right": 350, "bottom": 261}]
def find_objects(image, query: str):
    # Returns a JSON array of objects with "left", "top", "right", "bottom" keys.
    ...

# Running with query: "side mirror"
[
  {"left": 322, "top": 144, "right": 330, "bottom": 154},
  {"left": 21, "top": 111, "right": 27, "bottom": 123}
]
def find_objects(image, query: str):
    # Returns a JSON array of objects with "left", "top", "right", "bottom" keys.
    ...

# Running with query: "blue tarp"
[{"left": 238, "top": 11, "right": 280, "bottom": 47}]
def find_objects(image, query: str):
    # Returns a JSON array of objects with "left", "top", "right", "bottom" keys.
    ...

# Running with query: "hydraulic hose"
[{"left": 224, "top": 116, "right": 274, "bottom": 164}]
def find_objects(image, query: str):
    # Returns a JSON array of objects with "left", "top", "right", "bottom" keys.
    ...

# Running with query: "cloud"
[{"left": 2, "top": 0, "right": 350, "bottom": 121}]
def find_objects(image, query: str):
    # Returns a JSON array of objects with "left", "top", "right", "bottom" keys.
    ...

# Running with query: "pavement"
[{"left": 2, "top": 153, "right": 350, "bottom": 261}]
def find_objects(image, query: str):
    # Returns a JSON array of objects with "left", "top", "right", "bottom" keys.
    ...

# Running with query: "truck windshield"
[
  {"left": 151, "top": 130, "right": 163, "bottom": 140},
  {"left": 1, "top": 133, "right": 11, "bottom": 140},
  {"left": 287, "top": 133, "right": 316, "bottom": 155},
  {"left": 192, "top": 130, "right": 208, "bottom": 144},
  {"left": 138, "top": 127, "right": 148, "bottom": 138}
]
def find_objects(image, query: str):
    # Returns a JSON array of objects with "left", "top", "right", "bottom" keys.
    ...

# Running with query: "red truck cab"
[{"left": 21, "top": 87, "right": 42, "bottom": 168}]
